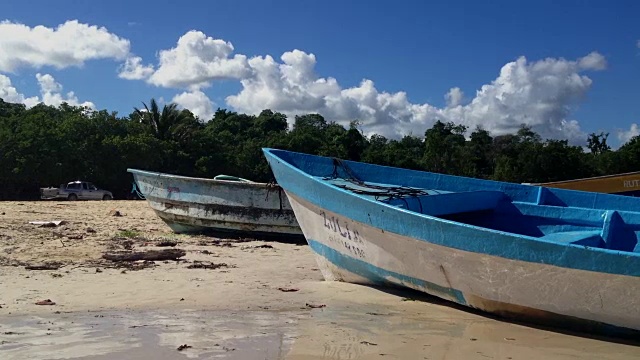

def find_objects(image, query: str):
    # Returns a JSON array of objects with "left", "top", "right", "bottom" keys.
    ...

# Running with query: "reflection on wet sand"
[
  {"left": 1, "top": 310, "right": 301, "bottom": 360},
  {"left": 288, "top": 289, "right": 639, "bottom": 359},
  {"left": 1, "top": 282, "right": 639, "bottom": 360},
  {"left": 290, "top": 308, "right": 640, "bottom": 360}
]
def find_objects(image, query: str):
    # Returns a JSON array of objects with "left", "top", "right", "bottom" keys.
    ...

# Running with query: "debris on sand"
[
  {"left": 254, "top": 244, "right": 274, "bottom": 249},
  {"left": 28, "top": 220, "right": 66, "bottom": 227},
  {"left": 102, "top": 249, "right": 186, "bottom": 262},
  {"left": 108, "top": 209, "right": 123, "bottom": 217},
  {"left": 242, "top": 244, "right": 275, "bottom": 250},
  {"left": 25, "top": 262, "right": 62, "bottom": 270},
  {"left": 186, "top": 261, "right": 233, "bottom": 270},
  {"left": 305, "top": 303, "right": 326, "bottom": 309},
  {"left": 156, "top": 240, "right": 178, "bottom": 247},
  {"left": 0, "top": 256, "right": 24, "bottom": 267},
  {"left": 35, "top": 299, "right": 56, "bottom": 306},
  {"left": 197, "top": 239, "right": 237, "bottom": 247},
  {"left": 104, "top": 260, "right": 157, "bottom": 271},
  {"left": 66, "top": 234, "right": 83, "bottom": 240},
  {"left": 177, "top": 344, "right": 192, "bottom": 351},
  {"left": 120, "top": 240, "right": 134, "bottom": 250},
  {"left": 277, "top": 287, "right": 299, "bottom": 292}
]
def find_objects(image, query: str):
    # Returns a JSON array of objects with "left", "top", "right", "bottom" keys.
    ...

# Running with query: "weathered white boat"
[
  {"left": 127, "top": 169, "right": 303, "bottom": 241},
  {"left": 263, "top": 148, "right": 640, "bottom": 338}
]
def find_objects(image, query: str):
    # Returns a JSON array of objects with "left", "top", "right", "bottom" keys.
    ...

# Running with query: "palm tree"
[{"left": 133, "top": 98, "right": 200, "bottom": 143}]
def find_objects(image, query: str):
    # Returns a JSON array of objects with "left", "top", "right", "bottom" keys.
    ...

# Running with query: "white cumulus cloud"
[
  {"left": 577, "top": 51, "right": 607, "bottom": 70},
  {"left": 35, "top": 73, "right": 95, "bottom": 108},
  {"left": 440, "top": 53, "right": 604, "bottom": 141},
  {"left": 121, "top": 29, "right": 608, "bottom": 143},
  {"left": 0, "top": 74, "right": 39, "bottom": 107},
  {"left": 617, "top": 123, "right": 640, "bottom": 144},
  {"left": 0, "top": 20, "right": 130, "bottom": 73},
  {"left": 0, "top": 73, "right": 94, "bottom": 109},
  {"left": 147, "top": 31, "right": 250, "bottom": 89},
  {"left": 445, "top": 87, "right": 464, "bottom": 107},
  {"left": 227, "top": 51, "right": 338, "bottom": 115},
  {"left": 118, "top": 56, "right": 154, "bottom": 80},
  {"left": 227, "top": 50, "right": 606, "bottom": 143},
  {"left": 172, "top": 90, "right": 215, "bottom": 121}
]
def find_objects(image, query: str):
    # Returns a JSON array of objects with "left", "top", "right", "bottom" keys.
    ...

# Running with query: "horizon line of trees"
[{"left": 1, "top": 97, "right": 639, "bottom": 200}]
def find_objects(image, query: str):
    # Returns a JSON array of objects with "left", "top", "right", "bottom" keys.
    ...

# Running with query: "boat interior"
[
  {"left": 320, "top": 178, "right": 640, "bottom": 254},
  {"left": 266, "top": 149, "right": 640, "bottom": 254}
]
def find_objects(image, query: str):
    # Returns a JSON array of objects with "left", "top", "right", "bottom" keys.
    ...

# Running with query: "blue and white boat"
[
  {"left": 262, "top": 148, "right": 640, "bottom": 336},
  {"left": 128, "top": 168, "right": 303, "bottom": 241}
]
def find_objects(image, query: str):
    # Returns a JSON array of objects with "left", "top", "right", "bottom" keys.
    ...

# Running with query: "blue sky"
[{"left": 1, "top": 0, "right": 639, "bottom": 146}]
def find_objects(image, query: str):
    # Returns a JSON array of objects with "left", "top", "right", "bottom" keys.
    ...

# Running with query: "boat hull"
[
  {"left": 284, "top": 191, "right": 640, "bottom": 337},
  {"left": 261, "top": 148, "right": 640, "bottom": 336},
  {"left": 128, "top": 169, "right": 304, "bottom": 241}
]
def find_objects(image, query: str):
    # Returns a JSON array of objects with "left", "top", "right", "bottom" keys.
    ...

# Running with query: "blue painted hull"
[{"left": 262, "top": 148, "right": 640, "bottom": 337}]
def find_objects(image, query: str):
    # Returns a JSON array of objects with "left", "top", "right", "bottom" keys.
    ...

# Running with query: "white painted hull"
[
  {"left": 144, "top": 196, "right": 302, "bottom": 238},
  {"left": 130, "top": 170, "right": 303, "bottom": 240},
  {"left": 287, "top": 192, "right": 640, "bottom": 333}
]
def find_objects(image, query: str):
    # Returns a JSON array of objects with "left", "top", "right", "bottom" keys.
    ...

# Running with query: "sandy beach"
[{"left": 1, "top": 200, "right": 639, "bottom": 359}]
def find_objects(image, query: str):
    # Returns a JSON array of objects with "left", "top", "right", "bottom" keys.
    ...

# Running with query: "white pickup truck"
[{"left": 40, "top": 181, "right": 113, "bottom": 201}]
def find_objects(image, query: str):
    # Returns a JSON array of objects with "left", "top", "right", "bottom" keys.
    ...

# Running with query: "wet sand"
[{"left": 1, "top": 200, "right": 639, "bottom": 359}]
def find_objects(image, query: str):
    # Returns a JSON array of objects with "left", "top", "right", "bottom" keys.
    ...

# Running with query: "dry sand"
[{"left": 0, "top": 200, "right": 639, "bottom": 359}]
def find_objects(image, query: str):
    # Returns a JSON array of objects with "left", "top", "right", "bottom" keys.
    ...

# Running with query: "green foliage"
[
  {"left": 464, "top": 127, "right": 494, "bottom": 178},
  {"left": 587, "top": 132, "right": 611, "bottom": 155},
  {"left": 1, "top": 96, "right": 639, "bottom": 200},
  {"left": 423, "top": 120, "right": 467, "bottom": 174},
  {"left": 118, "top": 229, "right": 140, "bottom": 238}
]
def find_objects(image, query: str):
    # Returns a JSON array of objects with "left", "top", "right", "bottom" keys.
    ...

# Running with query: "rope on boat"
[{"left": 323, "top": 158, "right": 428, "bottom": 212}]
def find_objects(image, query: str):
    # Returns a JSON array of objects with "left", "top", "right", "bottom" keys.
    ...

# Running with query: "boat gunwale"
[{"left": 127, "top": 168, "right": 280, "bottom": 190}]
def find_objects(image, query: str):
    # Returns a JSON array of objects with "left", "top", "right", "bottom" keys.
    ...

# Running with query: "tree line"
[{"left": 0, "top": 97, "right": 638, "bottom": 200}]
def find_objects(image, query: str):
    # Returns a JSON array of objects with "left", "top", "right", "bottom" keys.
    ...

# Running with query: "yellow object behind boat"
[{"left": 533, "top": 171, "right": 640, "bottom": 196}]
